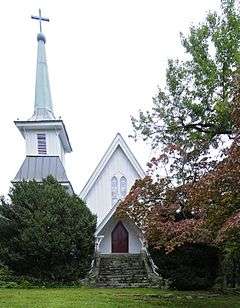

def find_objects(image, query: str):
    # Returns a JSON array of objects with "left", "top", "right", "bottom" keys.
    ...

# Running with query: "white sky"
[{"left": 0, "top": 0, "right": 221, "bottom": 196}]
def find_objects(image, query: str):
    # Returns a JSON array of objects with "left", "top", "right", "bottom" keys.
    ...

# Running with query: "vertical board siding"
[{"left": 85, "top": 146, "right": 139, "bottom": 223}]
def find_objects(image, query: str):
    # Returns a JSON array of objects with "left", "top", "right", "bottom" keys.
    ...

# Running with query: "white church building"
[
  {"left": 80, "top": 132, "right": 146, "bottom": 254},
  {"left": 13, "top": 10, "right": 147, "bottom": 258}
]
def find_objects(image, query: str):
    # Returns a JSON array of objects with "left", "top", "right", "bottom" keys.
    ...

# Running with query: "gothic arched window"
[
  {"left": 120, "top": 176, "right": 127, "bottom": 198},
  {"left": 111, "top": 176, "right": 118, "bottom": 206}
]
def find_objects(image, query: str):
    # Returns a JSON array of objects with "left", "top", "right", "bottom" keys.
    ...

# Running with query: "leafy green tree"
[
  {"left": 0, "top": 177, "right": 96, "bottom": 282},
  {"left": 131, "top": 0, "right": 240, "bottom": 183}
]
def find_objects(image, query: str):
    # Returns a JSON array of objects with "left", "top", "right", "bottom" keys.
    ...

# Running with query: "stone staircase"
[{"left": 96, "top": 254, "right": 151, "bottom": 288}]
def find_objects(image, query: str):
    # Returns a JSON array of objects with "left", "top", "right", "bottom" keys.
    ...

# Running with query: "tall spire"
[{"left": 30, "top": 9, "right": 55, "bottom": 120}]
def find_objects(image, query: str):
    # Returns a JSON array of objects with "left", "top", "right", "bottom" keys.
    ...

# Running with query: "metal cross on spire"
[{"left": 31, "top": 9, "right": 49, "bottom": 33}]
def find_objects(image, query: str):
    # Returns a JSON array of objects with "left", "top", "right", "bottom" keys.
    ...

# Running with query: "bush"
[
  {"left": 220, "top": 241, "right": 240, "bottom": 288},
  {"left": 0, "top": 177, "right": 96, "bottom": 283},
  {"left": 150, "top": 244, "right": 219, "bottom": 290},
  {"left": 0, "top": 262, "right": 18, "bottom": 288}
]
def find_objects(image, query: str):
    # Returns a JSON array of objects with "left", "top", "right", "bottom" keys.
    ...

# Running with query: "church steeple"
[
  {"left": 13, "top": 9, "right": 73, "bottom": 193},
  {"left": 30, "top": 9, "right": 54, "bottom": 120}
]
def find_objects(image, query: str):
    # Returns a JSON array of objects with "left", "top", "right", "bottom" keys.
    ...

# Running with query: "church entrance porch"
[
  {"left": 111, "top": 221, "right": 129, "bottom": 253},
  {"left": 96, "top": 217, "right": 142, "bottom": 254},
  {"left": 89, "top": 215, "right": 163, "bottom": 287}
]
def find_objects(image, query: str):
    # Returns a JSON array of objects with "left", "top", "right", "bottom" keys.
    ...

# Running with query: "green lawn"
[{"left": 0, "top": 287, "right": 239, "bottom": 308}]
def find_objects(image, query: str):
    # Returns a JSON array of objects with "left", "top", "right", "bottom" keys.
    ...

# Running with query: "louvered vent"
[{"left": 37, "top": 133, "right": 47, "bottom": 155}]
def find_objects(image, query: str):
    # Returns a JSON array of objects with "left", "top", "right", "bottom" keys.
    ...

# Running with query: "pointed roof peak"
[
  {"left": 29, "top": 9, "right": 54, "bottom": 121},
  {"left": 115, "top": 132, "right": 124, "bottom": 139},
  {"left": 80, "top": 133, "right": 145, "bottom": 199}
]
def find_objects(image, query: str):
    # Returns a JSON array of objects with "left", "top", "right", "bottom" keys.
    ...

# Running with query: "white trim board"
[{"left": 95, "top": 201, "right": 119, "bottom": 236}]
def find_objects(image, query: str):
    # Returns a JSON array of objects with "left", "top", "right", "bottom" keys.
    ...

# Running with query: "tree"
[
  {"left": 117, "top": 132, "right": 240, "bottom": 286},
  {"left": 0, "top": 177, "right": 96, "bottom": 282},
  {"left": 117, "top": 0, "right": 240, "bottom": 288},
  {"left": 131, "top": 0, "right": 240, "bottom": 183},
  {"left": 117, "top": 176, "right": 210, "bottom": 253},
  {"left": 119, "top": 134, "right": 240, "bottom": 248}
]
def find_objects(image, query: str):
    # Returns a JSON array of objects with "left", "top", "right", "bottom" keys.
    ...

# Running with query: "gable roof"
[
  {"left": 80, "top": 133, "right": 145, "bottom": 200},
  {"left": 95, "top": 200, "right": 119, "bottom": 234},
  {"left": 95, "top": 200, "right": 142, "bottom": 236}
]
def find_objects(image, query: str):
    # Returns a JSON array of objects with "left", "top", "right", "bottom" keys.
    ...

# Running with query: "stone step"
[
  {"left": 98, "top": 278, "right": 148, "bottom": 282},
  {"left": 100, "top": 258, "right": 141, "bottom": 261},
  {"left": 95, "top": 254, "right": 151, "bottom": 288},
  {"left": 99, "top": 270, "right": 146, "bottom": 275},
  {"left": 98, "top": 275, "right": 147, "bottom": 280},
  {"left": 96, "top": 282, "right": 150, "bottom": 288},
  {"left": 100, "top": 264, "right": 142, "bottom": 268},
  {"left": 99, "top": 266, "right": 145, "bottom": 271},
  {"left": 100, "top": 265, "right": 144, "bottom": 269},
  {"left": 100, "top": 266, "right": 143, "bottom": 270},
  {"left": 100, "top": 263, "right": 143, "bottom": 270},
  {"left": 100, "top": 256, "right": 140, "bottom": 258},
  {"left": 98, "top": 274, "right": 148, "bottom": 278},
  {"left": 101, "top": 267, "right": 142, "bottom": 270},
  {"left": 99, "top": 273, "right": 146, "bottom": 277},
  {"left": 101, "top": 264, "right": 141, "bottom": 266},
  {"left": 100, "top": 254, "right": 140, "bottom": 257},
  {"left": 98, "top": 279, "right": 149, "bottom": 284},
  {"left": 100, "top": 264, "right": 143, "bottom": 268},
  {"left": 100, "top": 260, "right": 142, "bottom": 264},
  {"left": 100, "top": 260, "right": 144, "bottom": 265}
]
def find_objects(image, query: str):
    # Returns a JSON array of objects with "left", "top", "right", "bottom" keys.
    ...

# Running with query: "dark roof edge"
[
  {"left": 14, "top": 120, "right": 63, "bottom": 124},
  {"left": 26, "top": 155, "right": 59, "bottom": 158},
  {"left": 11, "top": 180, "right": 75, "bottom": 194}
]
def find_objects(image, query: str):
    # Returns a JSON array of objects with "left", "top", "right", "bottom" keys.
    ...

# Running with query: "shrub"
[
  {"left": 150, "top": 244, "right": 219, "bottom": 290},
  {"left": 0, "top": 262, "right": 18, "bottom": 288},
  {"left": 0, "top": 177, "right": 96, "bottom": 283}
]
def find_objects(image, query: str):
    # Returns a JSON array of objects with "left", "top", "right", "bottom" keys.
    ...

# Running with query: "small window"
[
  {"left": 37, "top": 133, "right": 47, "bottom": 155},
  {"left": 111, "top": 176, "right": 118, "bottom": 206},
  {"left": 120, "top": 176, "right": 127, "bottom": 198}
]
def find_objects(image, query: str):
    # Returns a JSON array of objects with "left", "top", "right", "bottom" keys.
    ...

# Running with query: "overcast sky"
[{"left": 0, "top": 0, "right": 221, "bottom": 196}]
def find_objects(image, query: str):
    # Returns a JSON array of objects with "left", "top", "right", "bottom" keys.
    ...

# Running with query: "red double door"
[{"left": 111, "top": 221, "right": 129, "bottom": 253}]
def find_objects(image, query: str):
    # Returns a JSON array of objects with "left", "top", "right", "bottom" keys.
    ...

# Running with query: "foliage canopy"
[
  {"left": 117, "top": 134, "right": 240, "bottom": 286},
  {"left": 131, "top": 0, "right": 240, "bottom": 183}
]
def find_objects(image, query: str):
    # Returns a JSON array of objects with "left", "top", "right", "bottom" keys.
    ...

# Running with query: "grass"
[{"left": 0, "top": 287, "right": 240, "bottom": 307}]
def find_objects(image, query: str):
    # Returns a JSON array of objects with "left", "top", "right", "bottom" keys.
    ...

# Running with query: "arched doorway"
[{"left": 111, "top": 221, "right": 129, "bottom": 253}]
